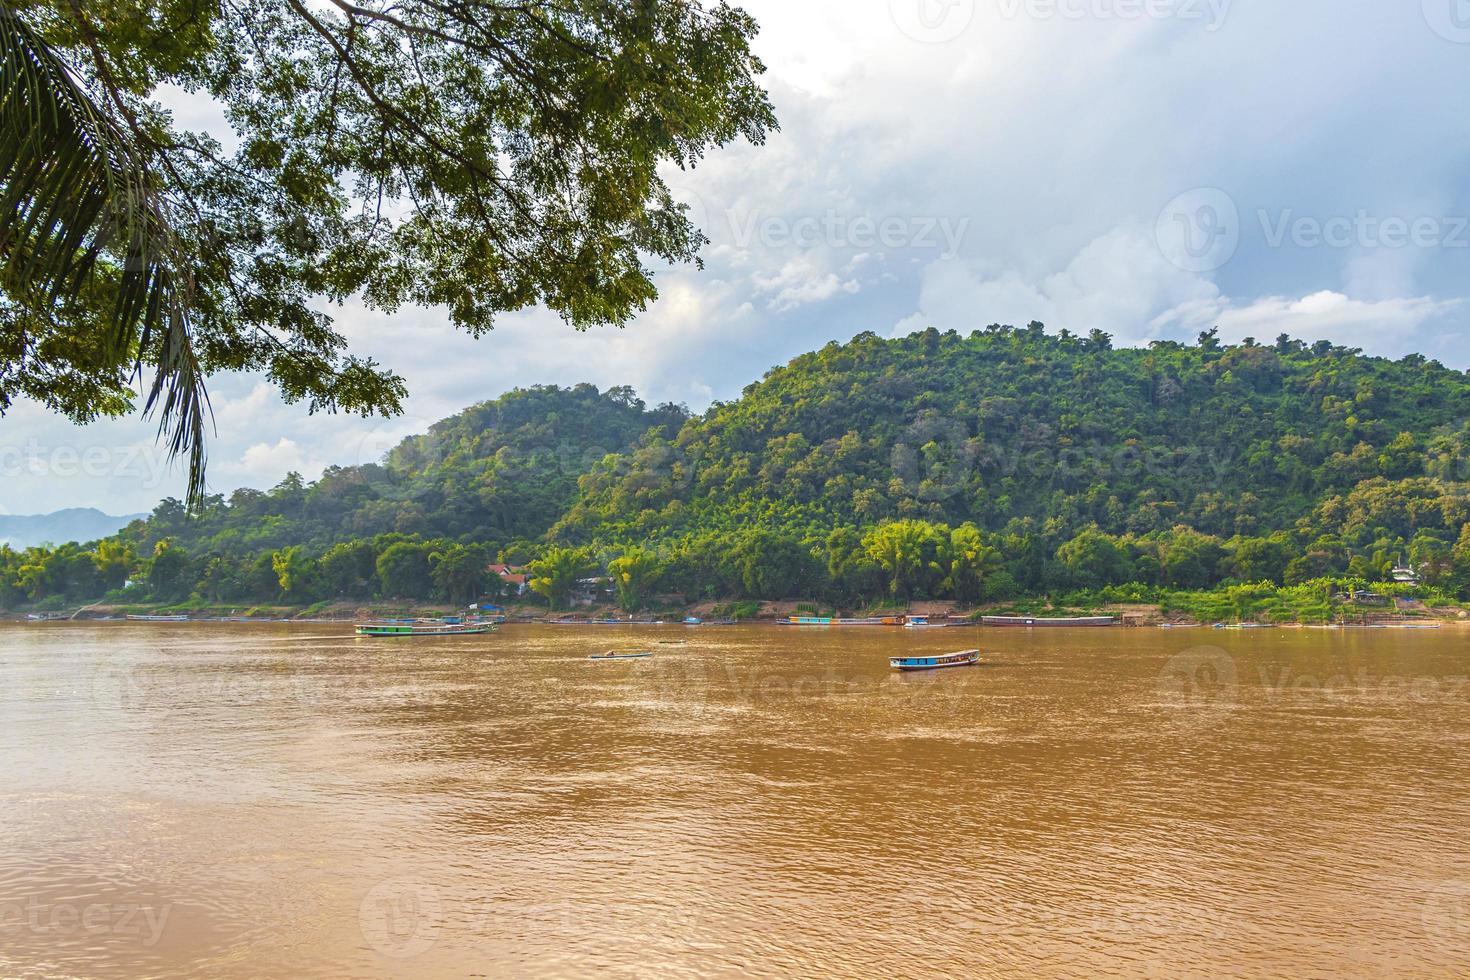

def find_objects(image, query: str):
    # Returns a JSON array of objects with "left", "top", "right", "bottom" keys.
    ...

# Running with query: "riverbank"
[{"left": 7, "top": 594, "right": 1466, "bottom": 627}]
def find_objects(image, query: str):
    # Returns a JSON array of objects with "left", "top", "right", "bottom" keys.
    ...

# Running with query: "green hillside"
[
  {"left": 557, "top": 325, "right": 1470, "bottom": 543},
  {"left": 7, "top": 325, "right": 1470, "bottom": 614}
]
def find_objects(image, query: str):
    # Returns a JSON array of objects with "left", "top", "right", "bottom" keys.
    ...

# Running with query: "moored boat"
[
  {"left": 778, "top": 616, "right": 903, "bottom": 626},
  {"left": 127, "top": 614, "right": 189, "bottom": 622},
  {"left": 981, "top": 615, "right": 1116, "bottom": 627},
  {"left": 889, "top": 649, "right": 981, "bottom": 671},
  {"left": 355, "top": 621, "right": 493, "bottom": 637}
]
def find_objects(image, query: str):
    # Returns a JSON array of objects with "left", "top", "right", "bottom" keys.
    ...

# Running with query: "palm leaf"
[{"left": 0, "top": 9, "right": 209, "bottom": 504}]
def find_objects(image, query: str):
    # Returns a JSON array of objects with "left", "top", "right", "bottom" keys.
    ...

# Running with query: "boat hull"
[
  {"left": 355, "top": 624, "right": 492, "bottom": 637},
  {"left": 779, "top": 617, "right": 904, "bottom": 626},
  {"left": 589, "top": 653, "right": 653, "bottom": 660},
  {"left": 981, "top": 616, "right": 1116, "bottom": 627},
  {"left": 889, "top": 651, "right": 981, "bottom": 672}
]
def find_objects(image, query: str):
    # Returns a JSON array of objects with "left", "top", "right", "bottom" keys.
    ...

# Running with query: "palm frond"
[{"left": 0, "top": 9, "right": 210, "bottom": 505}]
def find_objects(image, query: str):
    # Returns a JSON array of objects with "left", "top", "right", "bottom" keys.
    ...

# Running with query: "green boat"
[{"left": 355, "top": 621, "right": 494, "bottom": 637}]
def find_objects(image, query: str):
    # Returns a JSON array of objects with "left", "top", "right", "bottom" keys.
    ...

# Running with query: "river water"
[{"left": 3, "top": 621, "right": 1470, "bottom": 978}]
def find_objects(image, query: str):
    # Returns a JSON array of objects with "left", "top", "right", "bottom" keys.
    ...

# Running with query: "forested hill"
[
  {"left": 9, "top": 325, "right": 1470, "bottom": 610},
  {"left": 555, "top": 326, "right": 1470, "bottom": 545},
  {"left": 132, "top": 383, "right": 691, "bottom": 556}
]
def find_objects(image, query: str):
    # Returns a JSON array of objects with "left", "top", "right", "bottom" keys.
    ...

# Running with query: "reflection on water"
[{"left": 3, "top": 621, "right": 1470, "bottom": 977}]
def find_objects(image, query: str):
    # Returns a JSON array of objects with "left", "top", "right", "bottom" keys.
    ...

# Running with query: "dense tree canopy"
[
  {"left": 7, "top": 329, "right": 1470, "bottom": 614},
  {"left": 0, "top": 0, "right": 775, "bottom": 498}
]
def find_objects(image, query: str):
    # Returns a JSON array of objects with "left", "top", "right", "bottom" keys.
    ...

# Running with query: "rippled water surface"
[{"left": 4, "top": 621, "right": 1470, "bottom": 978}]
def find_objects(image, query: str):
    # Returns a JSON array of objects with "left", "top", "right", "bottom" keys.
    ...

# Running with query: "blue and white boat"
[{"left": 889, "top": 649, "right": 980, "bottom": 672}]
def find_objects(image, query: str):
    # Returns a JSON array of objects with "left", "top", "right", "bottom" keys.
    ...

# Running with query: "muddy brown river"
[{"left": 3, "top": 621, "right": 1469, "bottom": 977}]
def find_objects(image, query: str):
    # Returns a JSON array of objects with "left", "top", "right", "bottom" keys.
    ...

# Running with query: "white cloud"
[
  {"left": 229, "top": 439, "right": 316, "bottom": 485},
  {"left": 1162, "top": 291, "right": 1462, "bottom": 353},
  {"left": 894, "top": 226, "right": 1222, "bottom": 342},
  {"left": 752, "top": 257, "right": 861, "bottom": 311},
  {"left": 9, "top": 0, "right": 1470, "bottom": 513}
]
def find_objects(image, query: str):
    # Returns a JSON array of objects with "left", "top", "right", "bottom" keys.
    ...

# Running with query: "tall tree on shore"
[
  {"left": 528, "top": 546, "right": 590, "bottom": 610},
  {"left": 608, "top": 547, "right": 662, "bottom": 613},
  {"left": 429, "top": 543, "right": 488, "bottom": 606},
  {"left": 0, "top": 1, "right": 776, "bottom": 502}
]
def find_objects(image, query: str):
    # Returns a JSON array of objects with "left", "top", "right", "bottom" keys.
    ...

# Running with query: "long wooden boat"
[
  {"left": 589, "top": 652, "right": 653, "bottom": 660},
  {"left": 127, "top": 614, "right": 189, "bottom": 622},
  {"left": 981, "top": 615, "right": 1116, "bottom": 627},
  {"left": 355, "top": 622, "right": 493, "bottom": 637},
  {"left": 544, "top": 618, "right": 664, "bottom": 626},
  {"left": 778, "top": 616, "right": 904, "bottom": 626},
  {"left": 889, "top": 650, "right": 981, "bottom": 672}
]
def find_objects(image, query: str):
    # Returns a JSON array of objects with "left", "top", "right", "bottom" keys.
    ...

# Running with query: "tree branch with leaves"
[{"left": 0, "top": 0, "right": 774, "bottom": 505}]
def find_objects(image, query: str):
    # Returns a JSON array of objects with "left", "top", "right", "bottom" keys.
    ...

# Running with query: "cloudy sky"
[{"left": 5, "top": 0, "right": 1470, "bottom": 516}]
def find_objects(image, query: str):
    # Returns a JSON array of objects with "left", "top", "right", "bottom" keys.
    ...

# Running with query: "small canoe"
[
  {"left": 889, "top": 650, "right": 981, "bottom": 672},
  {"left": 355, "top": 622, "right": 492, "bottom": 637},
  {"left": 589, "top": 652, "right": 654, "bottom": 661},
  {"left": 127, "top": 614, "right": 189, "bottom": 622}
]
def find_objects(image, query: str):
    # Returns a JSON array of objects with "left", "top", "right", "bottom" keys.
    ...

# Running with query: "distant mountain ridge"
[{"left": 0, "top": 509, "right": 145, "bottom": 549}]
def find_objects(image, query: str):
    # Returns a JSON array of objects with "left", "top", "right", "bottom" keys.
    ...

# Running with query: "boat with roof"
[
  {"left": 889, "top": 649, "right": 981, "bottom": 672},
  {"left": 355, "top": 619, "right": 494, "bottom": 637},
  {"left": 981, "top": 615, "right": 1116, "bottom": 627}
]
